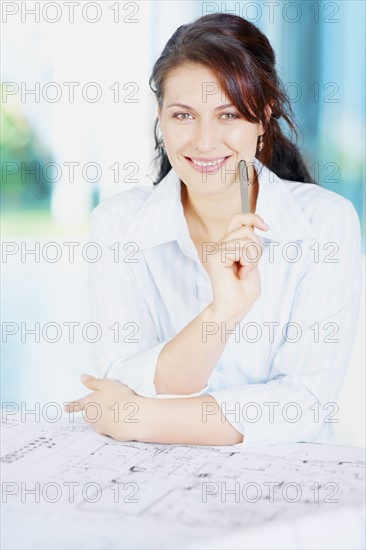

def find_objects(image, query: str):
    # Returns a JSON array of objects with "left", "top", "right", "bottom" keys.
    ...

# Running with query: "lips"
[{"left": 185, "top": 156, "right": 231, "bottom": 174}]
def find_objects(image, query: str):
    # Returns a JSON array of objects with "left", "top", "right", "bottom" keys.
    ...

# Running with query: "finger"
[
  {"left": 220, "top": 239, "right": 263, "bottom": 264},
  {"left": 238, "top": 264, "right": 261, "bottom": 288},
  {"left": 63, "top": 389, "right": 99, "bottom": 413},
  {"left": 219, "top": 239, "right": 257, "bottom": 267},
  {"left": 239, "top": 241, "right": 263, "bottom": 265},
  {"left": 226, "top": 213, "right": 269, "bottom": 234},
  {"left": 81, "top": 374, "right": 106, "bottom": 391},
  {"left": 224, "top": 226, "right": 264, "bottom": 252},
  {"left": 64, "top": 399, "right": 86, "bottom": 413}
]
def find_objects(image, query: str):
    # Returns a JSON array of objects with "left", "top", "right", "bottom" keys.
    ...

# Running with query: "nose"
[{"left": 191, "top": 119, "right": 220, "bottom": 152}]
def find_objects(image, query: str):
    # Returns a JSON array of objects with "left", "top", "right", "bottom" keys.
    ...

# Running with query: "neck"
[{"left": 181, "top": 167, "right": 259, "bottom": 240}]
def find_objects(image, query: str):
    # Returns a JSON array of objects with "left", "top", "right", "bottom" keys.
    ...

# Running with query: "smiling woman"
[
  {"left": 154, "top": 61, "right": 268, "bottom": 241},
  {"left": 149, "top": 14, "right": 315, "bottom": 187},
  {"left": 68, "top": 13, "right": 362, "bottom": 449}
]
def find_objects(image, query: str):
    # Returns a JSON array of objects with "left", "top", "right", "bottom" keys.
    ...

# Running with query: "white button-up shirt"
[{"left": 88, "top": 157, "right": 362, "bottom": 447}]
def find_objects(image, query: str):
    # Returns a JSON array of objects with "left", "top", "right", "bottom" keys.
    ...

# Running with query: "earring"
[{"left": 257, "top": 134, "right": 264, "bottom": 152}]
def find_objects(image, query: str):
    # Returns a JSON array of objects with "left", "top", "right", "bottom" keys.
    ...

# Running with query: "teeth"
[{"left": 191, "top": 157, "right": 226, "bottom": 167}]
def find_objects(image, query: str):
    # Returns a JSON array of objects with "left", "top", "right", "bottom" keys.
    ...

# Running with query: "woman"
[{"left": 64, "top": 14, "right": 362, "bottom": 447}]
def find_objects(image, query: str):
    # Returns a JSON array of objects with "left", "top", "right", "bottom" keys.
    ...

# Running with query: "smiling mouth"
[
  {"left": 185, "top": 156, "right": 231, "bottom": 167},
  {"left": 184, "top": 156, "right": 232, "bottom": 175}
]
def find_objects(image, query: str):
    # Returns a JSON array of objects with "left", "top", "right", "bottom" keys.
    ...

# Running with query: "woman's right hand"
[{"left": 205, "top": 213, "right": 269, "bottom": 320}]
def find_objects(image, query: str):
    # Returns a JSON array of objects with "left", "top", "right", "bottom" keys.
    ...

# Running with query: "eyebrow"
[{"left": 166, "top": 103, "right": 236, "bottom": 111}]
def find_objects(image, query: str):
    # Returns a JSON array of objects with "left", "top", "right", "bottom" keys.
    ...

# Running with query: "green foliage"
[{"left": 1, "top": 97, "right": 53, "bottom": 209}]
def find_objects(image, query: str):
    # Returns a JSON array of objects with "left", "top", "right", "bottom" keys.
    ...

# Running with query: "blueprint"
[{"left": 1, "top": 412, "right": 365, "bottom": 549}]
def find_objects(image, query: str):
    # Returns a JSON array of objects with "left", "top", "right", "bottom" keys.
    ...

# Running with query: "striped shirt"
[{"left": 88, "top": 157, "right": 362, "bottom": 447}]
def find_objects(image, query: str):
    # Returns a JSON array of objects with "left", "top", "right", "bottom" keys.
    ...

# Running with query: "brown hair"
[{"left": 149, "top": 13, "right": 316, "bottom": 185}]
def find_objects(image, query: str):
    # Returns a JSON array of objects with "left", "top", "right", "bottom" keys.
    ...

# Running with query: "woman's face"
[{"left": 158, "top": 62, "right": 264, "bottom": 195}]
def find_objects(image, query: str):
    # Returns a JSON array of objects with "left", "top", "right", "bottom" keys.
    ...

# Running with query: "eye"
[
  {"left": 173, "top": 112, "right": 193, "bottom": 120},
  {"left": 221, "top": 112, "right": 240, "bottom": 120}
]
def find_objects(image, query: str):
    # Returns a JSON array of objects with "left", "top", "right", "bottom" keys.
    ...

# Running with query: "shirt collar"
[
  {"left": 122, "top": 157, "right": 316, "bottom": 249},
  {"left": 252, "top": 157, "right": 316, "bottom": 241}
]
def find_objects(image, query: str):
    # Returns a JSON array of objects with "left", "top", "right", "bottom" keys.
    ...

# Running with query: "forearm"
[
  {"left": 154, "top": 304, "right": 243, "bottom": 395},
  {"left": 133, "top": 394, "right": 244, "bottom": 446}
]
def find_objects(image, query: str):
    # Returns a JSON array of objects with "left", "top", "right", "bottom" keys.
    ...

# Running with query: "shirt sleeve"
[
  {"left": 88, "top": 205, "right": 208, "bottom": 399},
  {"left": 208, "top": 200, "right": 363, "bottom": 447}
]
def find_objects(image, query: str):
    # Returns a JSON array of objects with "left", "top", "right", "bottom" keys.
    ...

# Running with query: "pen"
[{"left": 239, "top": 160, "right": 250, "bottom": 214}]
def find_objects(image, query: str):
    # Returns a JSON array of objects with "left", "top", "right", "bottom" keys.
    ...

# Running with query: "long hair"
[{"left": 149, "top": 13, "right": 316, "bottom": 185}]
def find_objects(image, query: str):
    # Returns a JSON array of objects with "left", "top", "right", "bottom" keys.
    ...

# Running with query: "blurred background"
[{"left": 1, "top": 1, "right": 365, "bottom": 445}]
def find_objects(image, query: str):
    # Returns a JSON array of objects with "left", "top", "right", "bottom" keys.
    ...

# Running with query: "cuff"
[
  {"left": 98, "top": 340, "right": 170, "bottom": 397},
  {"left": 98, "top": 340, "right": 209, "bottom": 399},
  {"left": 208, "top": 377, "right": 325, "bottom": 447},
  {"left": 154, "top": 385, "right": 209, "bottom": 399}
]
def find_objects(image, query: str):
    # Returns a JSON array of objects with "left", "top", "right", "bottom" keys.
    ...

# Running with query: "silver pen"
[{"left": 239, "top": 160, "right": 250, "bottom": 213}]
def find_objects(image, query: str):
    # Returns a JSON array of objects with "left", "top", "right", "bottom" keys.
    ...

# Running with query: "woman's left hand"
[{"left": 63, "top": 374, "right": 142, "bottom": 441}]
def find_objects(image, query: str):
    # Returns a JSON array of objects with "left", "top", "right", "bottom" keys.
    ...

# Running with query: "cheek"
[
  {"left": 226, "top": 126, "right": 256, "bottom": 144},
  {"left": 164, "top": 125, "right": 188, "bottom": 147}
]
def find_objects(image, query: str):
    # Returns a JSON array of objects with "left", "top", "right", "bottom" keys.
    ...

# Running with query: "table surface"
[{"left": 1, "top": 412, "right": 365, "bottom": 550}]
